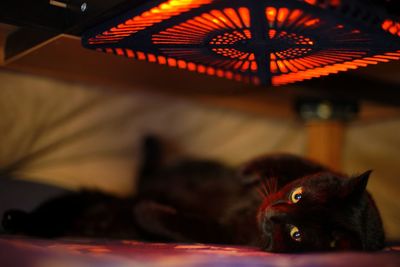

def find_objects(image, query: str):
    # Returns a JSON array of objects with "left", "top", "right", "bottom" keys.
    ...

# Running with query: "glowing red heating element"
[
  {"left": 303, "top": 0, "right": 341, "bottom": 6},
  {"left": 150, "top": 7, "right": 258, "bottom": 83},
  {"left": 88, "top": 0, "right": 214, "bottom": 44},
  {"left": 99, "top": 6, "right": 260, "bottom": 84},
  {"left": 265, "top": 6, "right": 400, "bottom": 85},
  {"left": 382, "top": 19, "right": 400, "bottom": 37},
  {"left": 83, "top": 0, "right": 400, "bottom": 86}
]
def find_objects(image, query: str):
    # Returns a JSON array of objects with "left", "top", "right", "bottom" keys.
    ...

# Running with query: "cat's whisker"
[
  {"left": 261, "top": 186, "right": 268, "bottom": 197},
  {"left": 272, "top": 177, "right": 278, "bottom": 193},
  {"left": 262, "top": 181, "right": 270, "bottom": 196},
  {"left": 257, "top": 188, "right": 266, "bottom": 198},
  {"left": 267, "top": 177, "right": 277, "bottom": 194},
  {"left": 266, "top": 178, "right": 273, "bottom": 195},
  {"left": 259, "top": 180, "right": 270, "bottom": 197},
  {"left": 267, "top": 179, "right": 272, "bottom": 194},
  {"left": 259, "top": 180, "right": 272, "bottom": 198},
  {"left": 258, "top": 177, "right": 279, "bottom": 199}
]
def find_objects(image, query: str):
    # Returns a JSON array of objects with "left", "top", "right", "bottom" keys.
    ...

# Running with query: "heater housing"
[{"left": 82, "top": 0, "right": 400, "bottom": 86}]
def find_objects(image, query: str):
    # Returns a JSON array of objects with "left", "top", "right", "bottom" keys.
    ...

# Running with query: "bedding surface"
[{"left": 0, "top": 237, "right": 399, "bottom": 267}]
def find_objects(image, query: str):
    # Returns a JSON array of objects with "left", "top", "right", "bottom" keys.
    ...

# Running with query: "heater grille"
[{"left": 83, "top": 0, "right": 400, "bottom": 86}]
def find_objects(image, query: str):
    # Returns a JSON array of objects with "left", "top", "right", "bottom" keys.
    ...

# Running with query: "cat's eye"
[
  {"left": 289, "top": 225, "right": 302, "bottom": 242},
  {"left": 290, "top": 187, "right": 303, "bottom": 203}
]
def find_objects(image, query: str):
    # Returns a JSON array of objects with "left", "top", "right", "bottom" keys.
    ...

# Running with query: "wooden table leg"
[
  {"left": 296, "top": 99, "right": 358, "bottom": 172},
  {"left": 306, "top": 121, "right": 346, "bottom": 171},
  {"left": 0, "top": 29, "right": 6, "bottom": 65}
]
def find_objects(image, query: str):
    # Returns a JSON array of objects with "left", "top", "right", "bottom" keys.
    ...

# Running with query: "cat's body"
[{"left": 2, "top": 137, "right": 385, "bottom": 252}]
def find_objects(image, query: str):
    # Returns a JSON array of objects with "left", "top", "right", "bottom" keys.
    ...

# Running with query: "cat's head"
[{"left": 257, "top": 171, "right": 385, "bottom": 252}]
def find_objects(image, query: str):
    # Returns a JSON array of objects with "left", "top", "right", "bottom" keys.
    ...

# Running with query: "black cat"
[{"left": 2, "top": 136, "right": 385, "bottom": 252}]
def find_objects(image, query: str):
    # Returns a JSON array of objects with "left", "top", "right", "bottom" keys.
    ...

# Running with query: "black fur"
[{"left": 2, "top": 137, "right": 385, "bottom": 252}]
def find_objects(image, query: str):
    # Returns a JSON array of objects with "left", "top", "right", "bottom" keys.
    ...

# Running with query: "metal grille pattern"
[{"left": 83, "top": 0, "right": 400, "bottom": 86}]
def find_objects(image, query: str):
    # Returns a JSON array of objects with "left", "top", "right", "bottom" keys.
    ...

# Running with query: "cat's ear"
[
  {"left": 346, "top": 170, "right": 372, "bottom": 197},
  {"left": 238, "top": 165, "right": 261, "bottom": 186}
]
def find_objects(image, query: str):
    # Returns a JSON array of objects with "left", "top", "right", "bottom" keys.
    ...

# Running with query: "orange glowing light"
[
  {"left": 88, "top": 0, "right": 213, "bottom": 44},
  {"left": 167, "top": 58, "right": 177, "bottom": 67},
  {"left": 153, "top": 7, "right": 250, "bottom": 45},
  {"left": 137, "top": 52, "right": 146, "bottom": 60},
  {"left": 207, "top": 67, "right": 216, "bottom": 75},
  {"left": 224, "top": 8, "right": 243, "bottom": 28},
  {"left": 277, "top": 60, "right": 289, "bottom": 73},
  {"left": 177, "top": 60, "right": 187, "bottom": 69},
  {"left": 266, "top": 7, "right": 277, "bottom": 25},
  {"left": 210, "top": 10, "right": 235, "bottom": 28},
  {"left": 197, "top": 65, "right": 206, "bottom": 73},
  {"left": 382, "top": 19, "right": 400, "bottom": 37},
  {"left": 101, "top": 47, "right": 253, "bottom": 83},
  {"left": 150, "top": 6, "right": 257, "bottom": 78},
  {"left": 187, "top": 62, "right": 196, "bottom": 71},
  {"left": 157, "top": 56, "right": 167, "bottom": 65},
  {"left": 303, "top": 0, "right": 341, "bottom": 7},
  {"left": 270, "top": 51, "right": 400, "bottom": 86},
  {"left": 216, "top": 69, "right": 224, "bottom": 77},
  {"left": 225, "top": 71, "right": 234, "bottom": 79},
  {"left": 262, "top": 6, "right": 400, "bottom": 86},
  {"left": 270, "top": 61, "right": 278, "bottom": 74},
  {"left": 304, "top": 18, "right": 320, "bottom": 27},
  {"left": 304, "top": 0, "right": 317, "bottom": 5},
  {"left": 85, "top": 0, "right": 400, "bottom": 86},
  {"left": 288, "top": 9, "right": 303, "bottom": 22},
  {"left": 382, "top": 20, "right": 393, "bottom": 30},
  {"left": 115, "top": 48, "right": 124, "bottom": 56},
  {"left": 277, "top": 8, "right": 290, "bottom": 26},
  {"left": 251, "top": 62, "right": 258, "bottom": 71},
  {"left": 147, "top": 54, "right": 157, "bottom": 62},
  {"left": 238, "top": 7, "right": 251, "bottom": 28},
  {"left": 126, "top": 50, "right": 135, "bottom": 58}
]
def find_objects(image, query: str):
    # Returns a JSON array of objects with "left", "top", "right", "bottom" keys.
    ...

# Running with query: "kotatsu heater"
[{"left": 82, "top": 0, "right": 400, "bottom": 86}]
